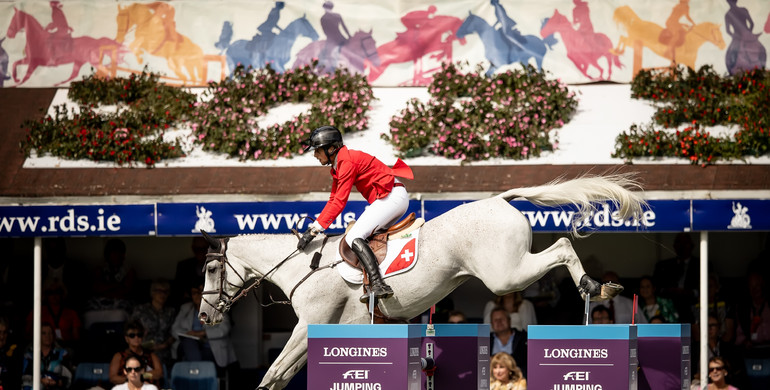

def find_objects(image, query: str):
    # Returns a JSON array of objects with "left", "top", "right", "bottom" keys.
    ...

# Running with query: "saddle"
[{"left": 338, "top": 212, "right": 422, "bottom": 269}]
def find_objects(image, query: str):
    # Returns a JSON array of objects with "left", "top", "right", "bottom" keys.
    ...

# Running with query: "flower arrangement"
[
  {"left": 19, "top": 62, "right": 375, "bottom": 166},
  {"left": 383, "top": 62, "right": 579, "bottom": 162},
  {"left": 612, "top": 65, "right": 769, "bottom": 165},
  {"left": 21, "top": 69, "right": 194, "bottom": 166},
  {"left": 188, "top": 62, "right": 374, "bottom": 160}
]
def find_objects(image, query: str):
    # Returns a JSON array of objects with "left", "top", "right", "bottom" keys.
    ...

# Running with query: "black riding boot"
[{"left": 352, "top": 238, "right": 394, "bottom": 303}]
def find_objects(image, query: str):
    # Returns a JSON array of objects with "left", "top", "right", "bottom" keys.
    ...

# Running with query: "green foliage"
[
  {"left": 383, "top": 62, "right": 579, "bottom": 162},
  {"left": 21, "top": 70, "right": 195, "bottom": 166},
  {"left": 188, "top": 62, "right": 374, "bottom": 160},
  {"left": 614, "top": 66, "right": 769, "bottom": 165}
]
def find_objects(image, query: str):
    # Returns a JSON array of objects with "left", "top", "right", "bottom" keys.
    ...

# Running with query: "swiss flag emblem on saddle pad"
[{"left": 335, "top": 229, "right": 420, "bottom": 285}]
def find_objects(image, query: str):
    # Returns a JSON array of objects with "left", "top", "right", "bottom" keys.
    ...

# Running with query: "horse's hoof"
[
  {"left": 596, "top": 282, "right": 624, "bottom": 301},
  {"left": 578, "top": 274, "right": 602, "bottom": 299}
]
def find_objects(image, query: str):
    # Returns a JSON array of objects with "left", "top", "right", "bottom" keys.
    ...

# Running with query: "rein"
[{"left": 202, "top": 235, "right": 341, "bottom": 313}]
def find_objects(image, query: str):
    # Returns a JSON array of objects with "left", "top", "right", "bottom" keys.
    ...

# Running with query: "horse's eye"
[{"left": 208, "top": 267, "right": 216, "bottom": 274}]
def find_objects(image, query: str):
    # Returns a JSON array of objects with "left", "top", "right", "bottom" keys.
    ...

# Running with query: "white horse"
[{"left": 198, "top": 174, "right": 646, "bottom": 390}]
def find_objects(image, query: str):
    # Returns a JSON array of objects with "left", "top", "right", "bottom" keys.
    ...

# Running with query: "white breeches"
[{"left": 344, "top": 183, "right": 409, "bottom": 246}]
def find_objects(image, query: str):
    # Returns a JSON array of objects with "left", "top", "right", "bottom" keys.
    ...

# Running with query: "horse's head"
[
  {"left": 198, "top": 231, "right": 248, "bottom": 325},
  {"left": 7, "top": 8, "right": 25, "bottom": 38},
  {"left": 456, "top": 12, "right": 481, "bottom": 40},
  {"left": 287, "top": 15, "right": 319, "bottom": 41},
  {"left": 115, "top": 4, "right": 132, "bottom": 43},
  {"left": 355, "top": 29, "right": 381, "bottom": 68},
  {"left": 701, "top": 22, "right": 726, "bottom": 50}
]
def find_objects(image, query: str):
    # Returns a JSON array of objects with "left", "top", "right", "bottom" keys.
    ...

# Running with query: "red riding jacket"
[{"left": 315, "top": 146, "right": 413, "bottom": 229}]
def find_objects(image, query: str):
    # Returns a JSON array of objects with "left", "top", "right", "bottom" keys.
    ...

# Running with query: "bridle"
[
  {"left": 200, "top": 233, "right": 343, "bottom": 315},
  {"left": 201, "top": 237, "right": 295, "bottom": 314}
]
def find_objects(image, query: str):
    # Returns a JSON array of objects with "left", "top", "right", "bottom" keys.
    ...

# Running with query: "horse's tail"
[{"left": 496, "top": 173, "right": 647, "bottom": 235}]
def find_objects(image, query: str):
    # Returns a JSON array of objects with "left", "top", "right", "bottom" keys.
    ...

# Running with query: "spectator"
[
  {"left": 108, "top": 320, "right": 163, "bottom": 387},
  {"left": 653, "top": 233, "right": 700, "bottom": 323},
  {"left": 447, "top": 310, "right": 467, "bottom": 324},
  {"left": 693, "top": 273, "right": 736, "bottom": 343},
  {"left": 0, "top": 316, "right": 23, "bottom": 390},
  {"left": 89, "top": 238, "right": 136, "bottom": 312},
  {"left": 591, "top": 305, "right": 613, "bottom": 324},
  {"left": 131, "top": 280, "right": 176, "bottom": 368},
  {"left": 21, "top": 322, "right": 73, "bottom": 390},
  {"left": 649, "top": 315, "right": 666, "bottom": 324},
  {"left": 172, "top": 237, "right": 209, "bottom": 306},
  {"left": 111, "top": 355, "right": 158, "bottom": 390},
  {"left": 172, "top": 283, "right": 238, "bottom": 370},
  {"left": 638, "top": 275, "right": 679, "bottom": 323},
  {"left": 589, "top": 271, "right": 646, "bottom": 324},
  {"left": 489, "top": 307, "right": 527, "bottom": 379},
  {"left": 41, "top": 238, "right": 88, "bottom": 312},
  {"left": 490, "top": 352, "right": 526, "bottom": 390},
  {"left": 483, "top": 292, "right": 537, "bottom": 331},
  {"left": 735, "top": 270, "right": 770, "bottom": 354},
  {"left": 706, "top": 356, "right": 739, "bottom": 390},
  {"left": 692, "top": 314, "right": 746, "bottom": 389},
  {"left": 25, "top": 281, "right": 82, "bottom": 352}
]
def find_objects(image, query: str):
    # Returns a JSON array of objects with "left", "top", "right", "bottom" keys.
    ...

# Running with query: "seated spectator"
[
  {"left": 490, "top": 352, "right": 526, "bottom": 390},
  {"left": 649, "top": 315, "right": 666, "bottom": 324},
  {"left": 111, "top": 355, "right": 158, "bottom": 390},
  {"left": 489, "top": 307, "right": 527, "bottom": 379},
  {"left": 131, "top": 280, "right": 176, "bottom": 368},
  {"left": 694, "top": 273, "right": 736, "bottom": 344},
  {"left": 736, "top": 270, "right": 770, "bottom": 355},
  {"left": 591, "top": 305, "right": 613, "bottom": 324},
  {"left": 589, "top": 271, "right": 646, "bottom": 324},
  {"left": 692, "top": 314, "right": 746, "bottom": 389},
  {"left": 89, "top": 238, "right": 136, "bottom": 312},
  {"left": 653, "top": 233, "right": 699, "bottom": 323},
  {"left": 447, "top": 310, "right": 467, "bottom": 324},
  {"left": 172, "top": 283, "right": 238, "bottom": 370},
  {"left": 483, "top": 292, "right": 537, "bottom": 331},
  {"left": 41, "top": 238, "right": 88, "bottom": 312},
  {"left": 109, "top": 320, "right": 163, "bottom": 387},
  {"left": 0, "top": 316, "right": 23, "bottom": 390},
  {"left": 707, "top": 356, "right": 739, "bottom": 390},
  {"left": 21, "top": 322, "right": 73, "bottom": 390},
  {"left": 638, "top": 275, "right": 679, "bottom": 323},
  {"left": 25, "top": 281, "right": 82, "bottom": 351}
]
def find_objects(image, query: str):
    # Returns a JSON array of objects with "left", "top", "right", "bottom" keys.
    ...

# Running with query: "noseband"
[{"left": 200, "top": 237, "right": 298, "bottom": 314}]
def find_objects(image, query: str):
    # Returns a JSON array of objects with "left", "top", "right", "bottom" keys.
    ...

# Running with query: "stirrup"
[{"left": 359, "top": 284, "right": 394, "bottom": 303}]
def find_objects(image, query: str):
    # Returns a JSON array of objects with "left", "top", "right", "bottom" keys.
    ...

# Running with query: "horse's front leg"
[
  {"left": 57, "top": 61, "right": 84, "bottom": 86},
  {"left": 12, "top": 57, "right": 30, "bottom": 84},
  {"left": 257, "top": 321, "right": 309, "bottom": 390}
]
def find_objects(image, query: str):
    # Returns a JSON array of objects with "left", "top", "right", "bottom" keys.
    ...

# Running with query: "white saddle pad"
[{"left": 336, "top": 229, "right": 420, "bottom": 285}]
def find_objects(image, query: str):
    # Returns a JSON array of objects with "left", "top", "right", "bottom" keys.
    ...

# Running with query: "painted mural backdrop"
[{"left": 1, "top": 0, "right": 769, "bottom": 87}]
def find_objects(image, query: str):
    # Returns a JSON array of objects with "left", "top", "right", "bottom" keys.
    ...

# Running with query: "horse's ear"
[{"left": 200, "top": 230, "right": 220, "bottom": 251}]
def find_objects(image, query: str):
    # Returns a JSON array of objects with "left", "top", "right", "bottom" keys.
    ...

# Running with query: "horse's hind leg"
[{"left": 515, "top": 237, "right": 619, "bottom": 301}]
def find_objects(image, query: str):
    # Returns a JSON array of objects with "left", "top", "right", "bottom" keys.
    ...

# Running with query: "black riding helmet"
[{"left": 303, "top": 126, "right": 343, "bottom": 164}]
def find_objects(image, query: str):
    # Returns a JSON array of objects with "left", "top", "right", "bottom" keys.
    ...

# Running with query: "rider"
[
  {"left": 490, "top": 0, "right": 527, "bottom": 47},
  {"left": 659, "top": 0, "right": 695, "bottom": 64},
  {"left": 297, "top": 126, "right": 413, "bottom": 303},
  {"left": 320, "top": 1, "right": 351, "bottom": 72},
  {"left": 572, "top": 0, "right": 594, "bottom": 35},
  {"left": 45, "top": 1, "right": 73, "bottom": 46},
  {"left": 257, "top": 1, "right": 284, "bottom": 39}
]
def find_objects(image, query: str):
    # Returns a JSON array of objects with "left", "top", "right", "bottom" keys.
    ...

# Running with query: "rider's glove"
[{"left": 297, "top": 227, "right": 318, "bottom": 250}]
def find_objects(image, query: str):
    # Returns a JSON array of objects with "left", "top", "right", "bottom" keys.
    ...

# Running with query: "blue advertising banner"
[
  {"left": 1, "top": 199, "right": 767, "bottom": 237},
  {"left": 0, "top": 204, "right": 156, "bottom": 237},
  {"left": 423, "top": 199, "right": 692, "bottom": 233},
  {"left": 156, "top": 200, "right": 422, "bottom": 236},
  {"left": 692, "top": 199, "right": 770, "bottom": 231}
]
